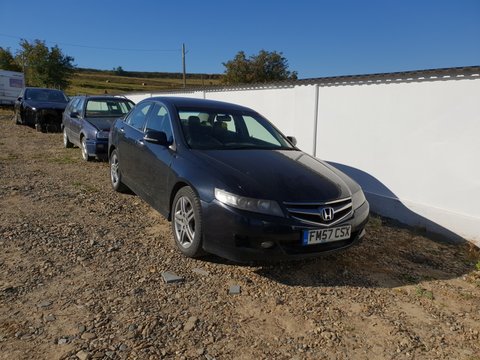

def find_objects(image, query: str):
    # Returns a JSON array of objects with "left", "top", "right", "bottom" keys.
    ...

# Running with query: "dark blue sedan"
[
  {"left": 62, "top": 95, "right": 135, "bottom": 160},
  {"left": 108, "top": 97, "right": 369, "bottom": 262}
]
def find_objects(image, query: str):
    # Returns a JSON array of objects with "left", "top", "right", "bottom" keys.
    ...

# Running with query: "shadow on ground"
[{"left": 253, "top": 216, "right": 478, "bottom": 288}]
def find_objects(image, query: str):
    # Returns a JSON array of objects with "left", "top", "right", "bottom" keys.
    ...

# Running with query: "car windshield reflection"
[{"left": 178, "top": 108, "right": 294, "bottom": 150}]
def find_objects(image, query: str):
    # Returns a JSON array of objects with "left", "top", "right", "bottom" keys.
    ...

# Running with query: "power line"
[{"left": 0, "top": 33, "right": 180, "bottom": 53}]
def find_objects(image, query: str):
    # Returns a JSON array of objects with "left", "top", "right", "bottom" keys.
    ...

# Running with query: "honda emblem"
[{"left": 320, "top": 207, "right": 334, "bottom": 221}]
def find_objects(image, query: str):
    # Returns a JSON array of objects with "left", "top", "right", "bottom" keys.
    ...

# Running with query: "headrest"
[{"left": 188, "top": 116, "right": 201, "bottom": 126}]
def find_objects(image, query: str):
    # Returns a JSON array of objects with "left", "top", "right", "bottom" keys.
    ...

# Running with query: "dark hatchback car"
[
  {"left": 108, "top": 97, "right": 369, "bottom": 262},
  {"left": 15, "top": 87, "right": 69, "bottom": 132},
  {"left": 62, "top": 95, "right": 135, "bottom": 161}
]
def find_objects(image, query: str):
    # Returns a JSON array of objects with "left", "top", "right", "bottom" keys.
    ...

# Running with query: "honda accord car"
[{"left": 108, "top": 97, "right": 369, "bottom": 262}]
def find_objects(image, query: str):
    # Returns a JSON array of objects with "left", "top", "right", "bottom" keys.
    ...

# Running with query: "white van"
[{"left": 0, "top": 70, "right": 25, "bottom": 105}]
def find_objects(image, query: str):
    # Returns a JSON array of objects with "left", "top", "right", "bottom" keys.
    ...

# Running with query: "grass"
[
  {"left": 66, "top": 69, "right": 223, "bottom": 96},
  {"left": 49, "top": 155, "right": 78, "bottom": 165},
  {"left": 476, "top": 261, "right": 480, "bottom": 271},
  {"left": 72, "top": 181, "right": 98, "bottom": 193},
  {"left": 415, "top": 286, "right": 434, "bottom": 300}
]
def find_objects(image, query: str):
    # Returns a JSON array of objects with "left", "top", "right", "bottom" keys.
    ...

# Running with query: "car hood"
[
  {"left": 192, "top": 149, "right": 356, "bottom": 202},
  {"left": 85, "top": 117, "right": 118, "bottom": 131},
  {"left": 23, "top": 100, "right": 67, "bottom": 110}
]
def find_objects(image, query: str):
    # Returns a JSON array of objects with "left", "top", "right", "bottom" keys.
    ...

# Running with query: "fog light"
[{"left": 260, "top": 241, "right": 274, "bottom": 249}]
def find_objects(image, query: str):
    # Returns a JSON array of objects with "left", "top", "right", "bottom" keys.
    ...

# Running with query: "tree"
[
  {"left": 223, "top": 50, "right": 297, "bottom": 84},
  {"left": 114, "top": 66, "right": 127, "bottom": 76},
  {"left": 0, "top": 47, "right": 22, "bottom": 72},
  {"left": 16, "top": 39, "right": 75, "bottom": 89}
]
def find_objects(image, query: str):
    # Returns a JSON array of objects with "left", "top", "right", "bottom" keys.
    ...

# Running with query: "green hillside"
[{"left": 66, "top": 68, "right": 223, "bottom": 96}]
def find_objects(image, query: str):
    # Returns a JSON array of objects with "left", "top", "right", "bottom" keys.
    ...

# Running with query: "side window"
[
  {"left": 125, "top": 102, "right": 152, "bottom": 131},
  {"left": 74, "top": 98, "right": 85, "bottom": 115},
  {"left": 145, "top": 104, "right": 174, "bottom": 143},
  {"left": 67, "top": 98, "right": 79, "bottom": 114}
]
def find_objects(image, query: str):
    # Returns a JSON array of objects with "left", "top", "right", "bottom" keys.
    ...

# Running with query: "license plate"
[{"left": 302, "top": 225, "right": 351, "bottom": 245}]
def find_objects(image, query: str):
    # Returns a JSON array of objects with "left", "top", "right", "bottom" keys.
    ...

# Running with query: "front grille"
[{"left": 284, "top": 197, "right": 353, "bottom": 227}]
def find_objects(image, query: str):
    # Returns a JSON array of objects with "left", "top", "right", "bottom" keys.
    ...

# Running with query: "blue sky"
[{"left": 1, "top": 0, "right": 479, "bottom": 78}]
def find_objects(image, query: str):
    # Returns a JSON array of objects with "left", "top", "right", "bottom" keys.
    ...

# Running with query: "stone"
[
  {"left": 76, "top": 350, "right": 89, "bottom": 360},
  {"left": 38, "top": 300, "right": 52, "bottom": 308},
  {"left": 161, "top": 271, "right": 184, "bottom": 283},
  {"left": 81, "top": 332, "right": 96, "bottom": 340},
  {"left": 44, "top": 314, "right": 56, "bottom": 322},
  {"left": 229, "top": 285, "right": 241, "bottom": 295},
  {"left": 192, "top": 268, "right": 209, "bottom": 276},
  {"left": 184, "top": 316, "right": 198, "bottom": 331},
  {"left": 57, "top": 338, "right": 68, "bottom": 345}
]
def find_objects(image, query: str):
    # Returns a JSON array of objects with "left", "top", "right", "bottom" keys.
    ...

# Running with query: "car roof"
[
  {"left": 71, "top": 95, "right": 133, "bottom": 101},
  {"left": 148, "top": 96, "right": 254, "bottom": 112},
  {"left": 25, "top": 87, "right": 65, "bottom": 92}
]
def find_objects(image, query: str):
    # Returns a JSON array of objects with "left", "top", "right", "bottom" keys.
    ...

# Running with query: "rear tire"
[
  {"left": 172, "top": 186, "right": 205, "bottom": 258},
  {"left": 63, "top": 128, "right": 73, "bottom": 148},
  {"left": 109, "top": 149, "right": 128, "bottom": 193}
]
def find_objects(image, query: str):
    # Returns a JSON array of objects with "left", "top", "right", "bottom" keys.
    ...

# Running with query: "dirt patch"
[{"left": 1, "top": 116, "right": 479, "bottom": 359}]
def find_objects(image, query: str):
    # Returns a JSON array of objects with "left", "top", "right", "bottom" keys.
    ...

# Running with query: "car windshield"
[
  {"left": 85, "top": 99, "right": 134, "bottom": 117},
  {"left": 25, "top": 89, "right": 68, "bottom": 103},
  {"left": 177, "top": 108, "right": 294, "bottom": 150}
]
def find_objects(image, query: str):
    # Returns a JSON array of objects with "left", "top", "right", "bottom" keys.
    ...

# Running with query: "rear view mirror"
[
  {"left": 216, "top": 114, "right": 232, "bottom": 122},
  {"left": 144, "top": 130, "right": 169, "bottom": 146},
  {"left": 287, "top": 136, "right": 297, "bottom": 146}
]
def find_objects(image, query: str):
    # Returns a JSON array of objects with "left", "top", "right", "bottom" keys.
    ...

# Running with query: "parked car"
[
  {"left": 62, "top": 95, "right": 135, "bottom": 161},
  {"left": 108, "top": 97, "right": 369, "bottom": 262},
  {"left": 14, "top": 87, "right": 68, "bottom": 132}
]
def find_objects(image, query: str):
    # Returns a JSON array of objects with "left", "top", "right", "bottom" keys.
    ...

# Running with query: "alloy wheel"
[{"left": 174, "top": 196, "right": 196, "bottom": 249}]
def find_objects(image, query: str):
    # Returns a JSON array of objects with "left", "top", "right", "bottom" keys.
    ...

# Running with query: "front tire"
[
  {"left": 109, "top": 149, "right": 128, "bottom": 193},
  {"left": 172, "top": 186, "right": 205, "bottom": 258},
  {"left": 81, "top": 136, "right": 92, "bottom": 161},
  {"left": 63, "top": 128, "right": 73, "bottom": 148}
]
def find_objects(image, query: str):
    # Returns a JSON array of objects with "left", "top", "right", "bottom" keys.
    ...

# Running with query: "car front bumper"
[
  {"left": 201, "top": 199, "right": 369, "bottom": 262},
  {"left": 85, "top": 138, "right": 108, "bottom": 159}
]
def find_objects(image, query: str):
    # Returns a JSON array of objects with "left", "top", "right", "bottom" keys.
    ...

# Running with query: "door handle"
[
  {"left": 119, "top": 127, "right": 125, "bottom": 133},
  {"left": 136, "top": 139, "right": 144, "bottom": 146}
]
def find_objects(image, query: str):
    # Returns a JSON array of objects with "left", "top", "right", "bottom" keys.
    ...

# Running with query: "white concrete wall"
[
  {"left": 317, "top": 79, "right": 480, "bottom": 245},
  {"left": 125, "top": 76, "right": 480, "bottom": 246}
]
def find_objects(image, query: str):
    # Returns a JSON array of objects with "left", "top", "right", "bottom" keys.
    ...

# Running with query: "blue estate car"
[
  {"left": 62, "top": 95, "right": 135, "bottom": 160},
  {"left": 108, "top": 97, "right": 369, "bottom": 262}
]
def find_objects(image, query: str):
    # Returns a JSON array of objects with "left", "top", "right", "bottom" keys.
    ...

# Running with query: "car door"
[
  {"left": 63, "top": 98, "right": 78, "bottom": 139},
  {"left": 117, "top": 101, "right": 154, "bottom": 195},
  {"left": 137, "top": 103, "right": 176, "bottom": 213},
  {"left": 69, "top": 98, "right": 85, "bottom": 145}
]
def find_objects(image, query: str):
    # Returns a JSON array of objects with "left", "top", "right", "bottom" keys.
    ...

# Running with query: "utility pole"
[{"left": 182, "top": 43, "right": 186, "bottom": 88}]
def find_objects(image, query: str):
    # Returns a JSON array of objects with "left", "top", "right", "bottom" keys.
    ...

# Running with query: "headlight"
[
  {"left": 352, "top": 189, "right": 366, "bottom": 209},
  {"left": 96, "top": 130, "right": 109, "bottom": 139},
  {"left": 215, "top": 188, "right": 284, "bottom": 217}
]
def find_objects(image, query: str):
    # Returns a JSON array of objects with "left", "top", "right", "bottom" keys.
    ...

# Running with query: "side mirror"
[
  {"left": 70, "top": 111, "right": 79, "bottom": 118},
  {"left": 287, "top": 136, "right": 297, "bottom": 146},
  {"left": 17, "top": 97, "right": 22, "bottom": 101},
  {"left": 144, "top": 130, "right": 169, "bottom": 146}
]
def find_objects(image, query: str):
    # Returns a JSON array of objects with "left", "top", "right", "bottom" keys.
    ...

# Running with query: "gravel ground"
[{"left": 0, "top": 114, "right": 479, "bottom": 360}]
